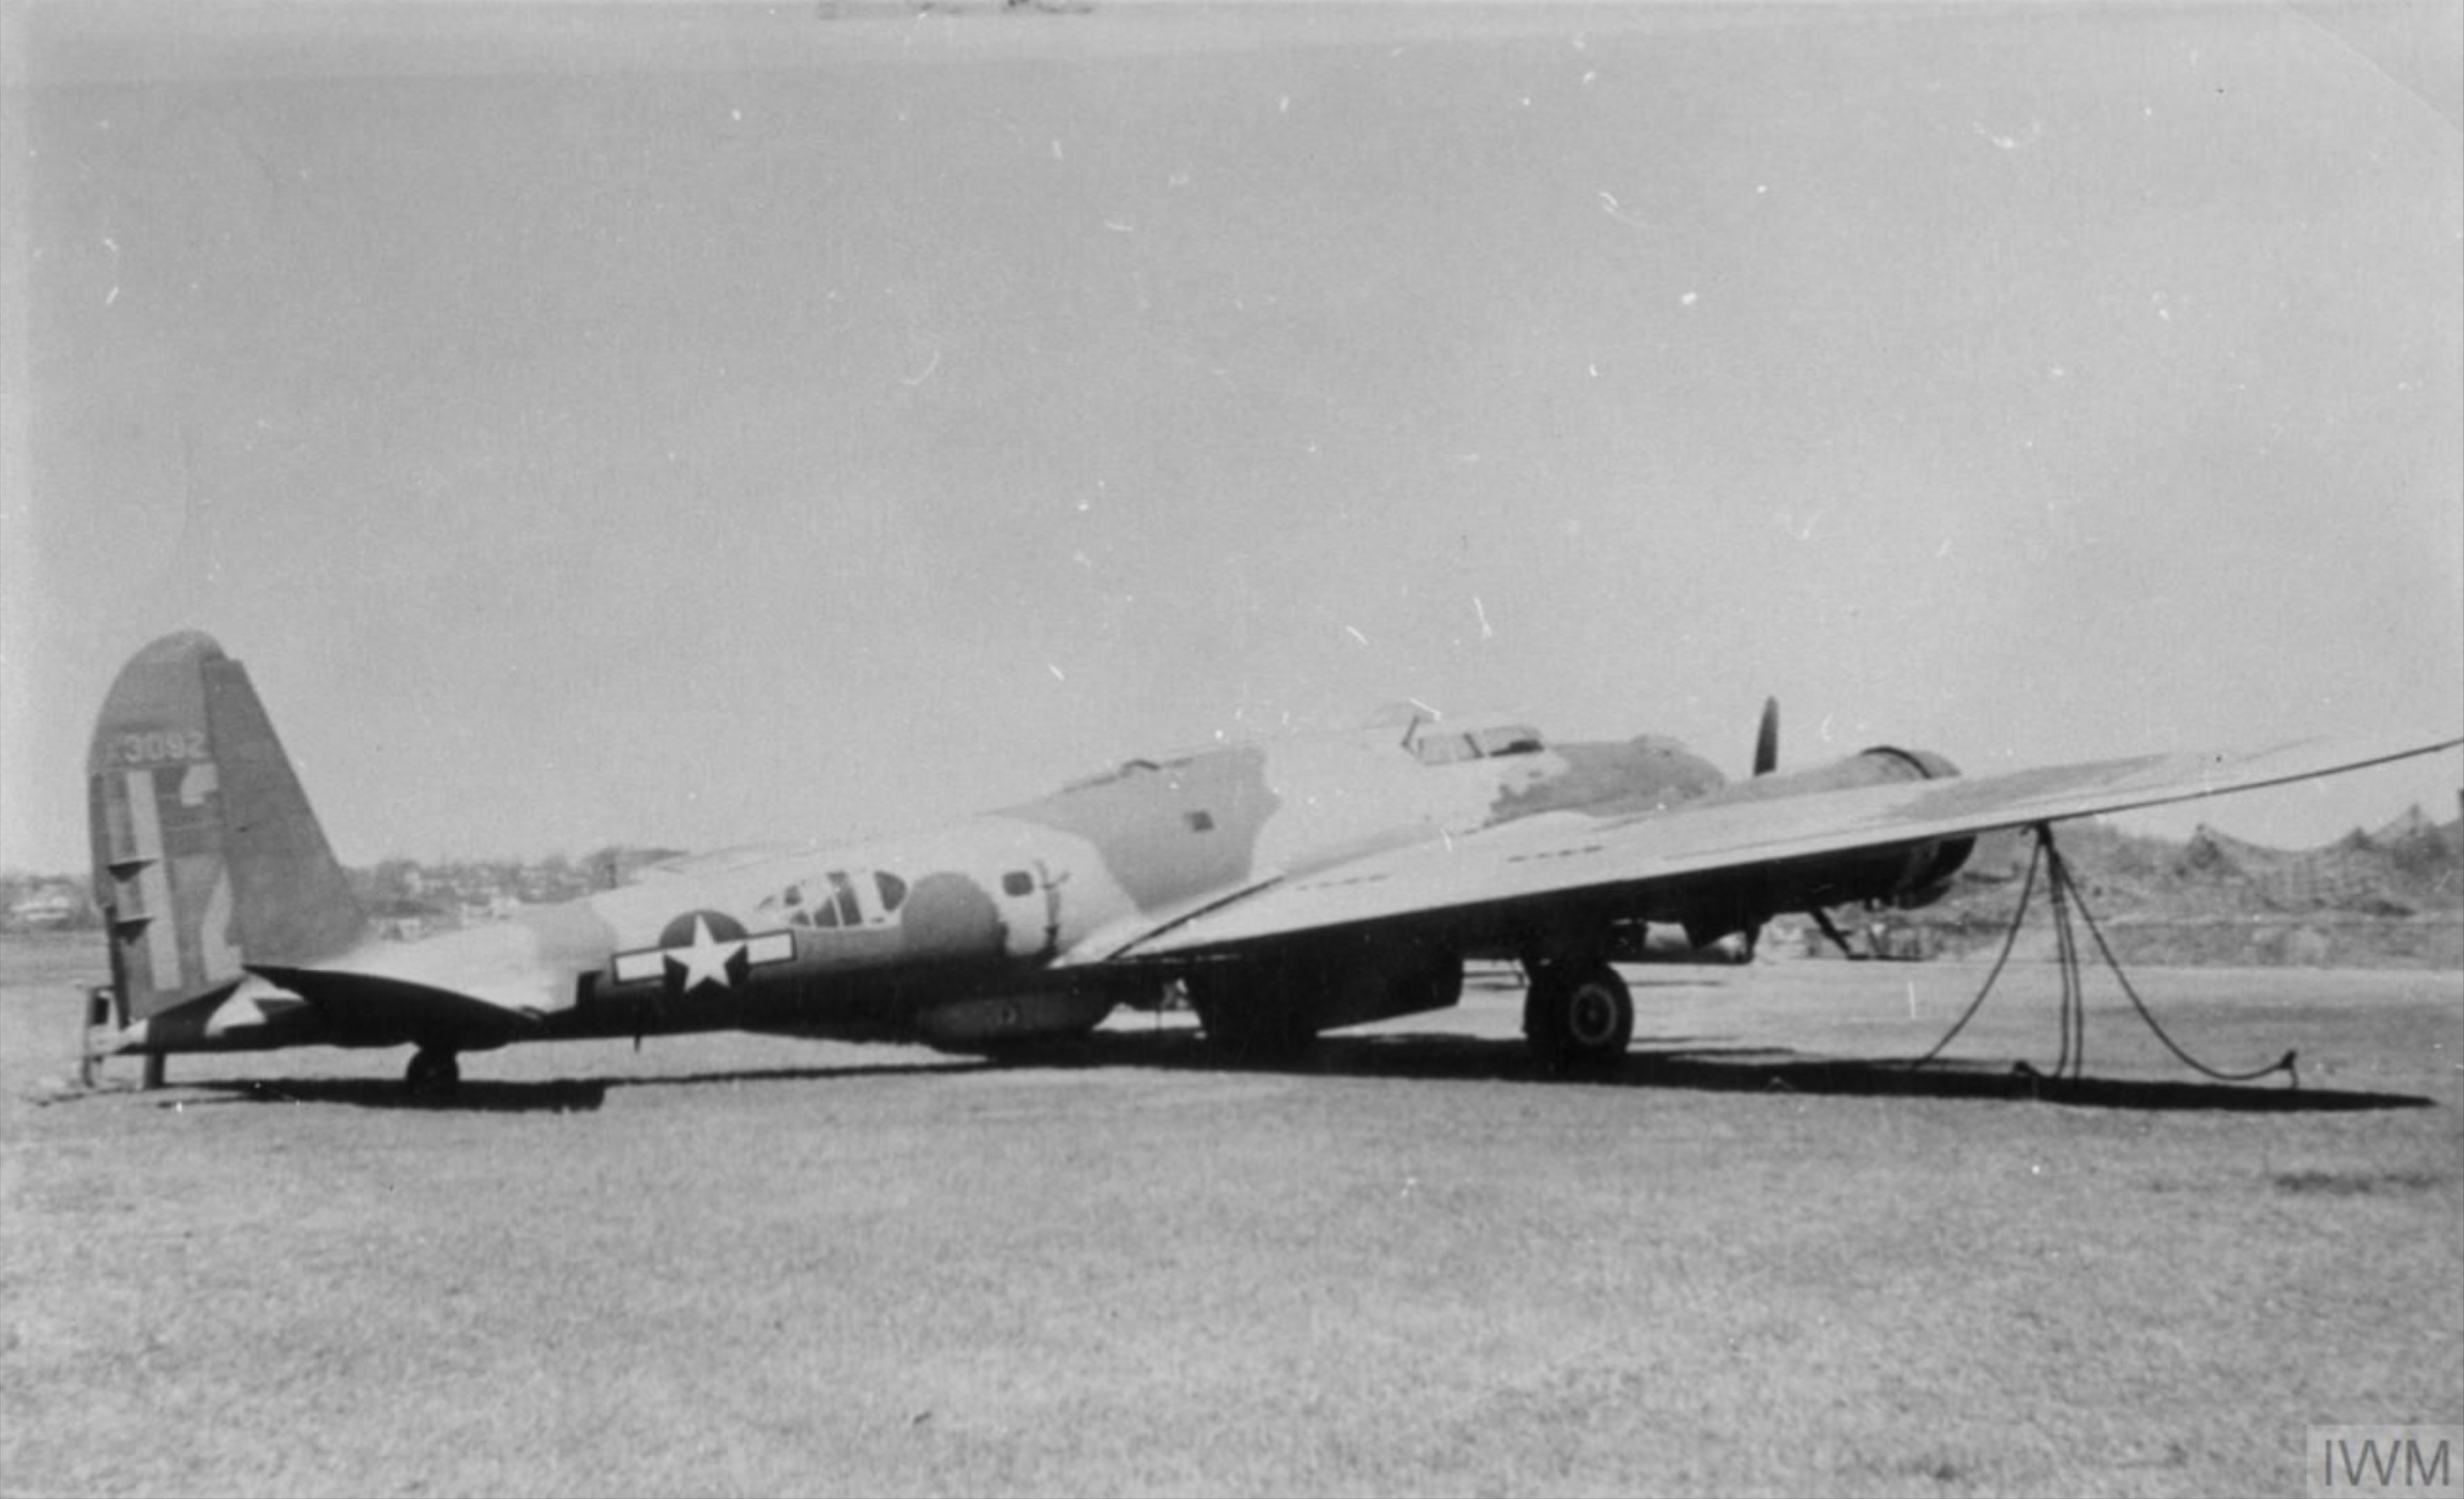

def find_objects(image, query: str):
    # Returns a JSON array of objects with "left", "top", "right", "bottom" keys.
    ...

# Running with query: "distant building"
[{"left": 8, "top": 887, "right": 83, "bottom": 929}]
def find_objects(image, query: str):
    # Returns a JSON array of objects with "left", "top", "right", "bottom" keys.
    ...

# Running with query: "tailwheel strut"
[
  {"left": 1524, "top": 961, "right": 1635, "bottom": 1076},
  {"left": 405, "top": 1047, "right": 462, "bottom": 1095}
]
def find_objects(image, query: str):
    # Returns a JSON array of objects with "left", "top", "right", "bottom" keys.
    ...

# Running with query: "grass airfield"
[{"left": 2, "top": 932, "right": 2458, "bottom": 1498}]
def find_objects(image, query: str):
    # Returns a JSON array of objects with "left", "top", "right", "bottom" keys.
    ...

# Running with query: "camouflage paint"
[
  {"left": 87, "top": 633, "right": 367, "bottom": 1022},
  {"left": 1004, "top": 745, "right": 1281, "bottom": 911},
  {"left": 1487, "top": 737, "right": 1728, "bottom": 822}
]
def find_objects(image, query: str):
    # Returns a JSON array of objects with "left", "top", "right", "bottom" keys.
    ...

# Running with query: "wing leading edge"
[{"left": 1108, "top": 731, "right": 2463, "bottom": 958}]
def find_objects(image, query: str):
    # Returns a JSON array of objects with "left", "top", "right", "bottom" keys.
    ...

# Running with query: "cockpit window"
[
  {"left": 1412, "top": 733, "right": 1480, "bottom": 767},
  {"left": 827, "top": 870, "right": 862, "bottom": 927},
  {"left": 875, "top": 871, "right": 907, "bottom": 913},
  {"left": 1470, "top": 725, "right": 1544, "bottom": 757},
  {"left": 1410, "top": 722, "right": 1545, "bottom": 765},
  {"left": 1063, "top": 757, "right": 1161, "bottom": 790}
]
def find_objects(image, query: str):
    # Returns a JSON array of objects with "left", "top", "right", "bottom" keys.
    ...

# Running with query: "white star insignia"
[{"left": 668, "top": 915, "right": 746, "bottom": 992}]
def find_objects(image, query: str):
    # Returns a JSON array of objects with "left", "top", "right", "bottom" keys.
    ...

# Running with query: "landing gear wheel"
[
  {"left": 405, "top": 1048, "right": 461, "bottom": 1095},
  {"left": 1524, "top": 963, "right": 1634, "bottom": 1076}
]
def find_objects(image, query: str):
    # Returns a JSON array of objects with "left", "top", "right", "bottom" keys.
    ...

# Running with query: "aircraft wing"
[{"left": 1105, "top": 731, "right": 2461, "bottom": 958}]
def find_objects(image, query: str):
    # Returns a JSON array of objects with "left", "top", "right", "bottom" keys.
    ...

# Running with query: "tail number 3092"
[{"left": 108, "top": 730, "right": 208, "bottom": 765}]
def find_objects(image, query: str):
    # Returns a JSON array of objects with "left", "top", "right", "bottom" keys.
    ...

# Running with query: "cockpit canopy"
[
  {"left": 1404, "top": 719, "right": 1545, "bottom": 767},
  {"left": 1059, "top": 714, "right": 1548, "bottom": 790},
  {"left": 1061, "top": 755, "right": 1179, "bottom": 792}
]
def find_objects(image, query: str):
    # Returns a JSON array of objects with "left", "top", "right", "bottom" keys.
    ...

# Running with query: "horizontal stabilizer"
[{"left": 247, "top": 965, "right": 548, "bottom": 1049}]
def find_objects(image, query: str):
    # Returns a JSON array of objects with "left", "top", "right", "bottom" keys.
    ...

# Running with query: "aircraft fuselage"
[{"left": 133, "top": 724, "right": 1749, "bottom": 1056}]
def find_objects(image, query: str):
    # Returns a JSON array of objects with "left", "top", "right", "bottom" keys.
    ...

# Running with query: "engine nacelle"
[
  {"left": 1673, "top": 745, "right": 1973, "bottom": 940},
  {"left": 1728, "top": 743, "right": 1961, "bottom": 800},
  {"left": 1776, "top": 746, "right": 1974, "bottom": 910},
  {"left": 1784, "top": 833, "right": 1975, "bottom": 912}
]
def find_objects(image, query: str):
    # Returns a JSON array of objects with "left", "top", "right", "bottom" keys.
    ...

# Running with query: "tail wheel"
[
  {"left": 1525, "top": 963, "right": 1634, "bottom": 1076},
  {"left": 405, "top": 1048, "right": 461, "bottom": 1095}
]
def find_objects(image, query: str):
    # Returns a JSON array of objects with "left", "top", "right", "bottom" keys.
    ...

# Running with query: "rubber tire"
[{"left": 1526, "top": 963, "right": 1634, "bottom": 1076}]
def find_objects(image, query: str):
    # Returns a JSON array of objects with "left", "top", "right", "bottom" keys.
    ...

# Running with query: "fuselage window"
[
  {"left": 827, "top": 870, "right": 863, "bottom": 927},
  {"left": 1002, "top": 870, "right": 1034, "bottom": 898},
  {"left": 875, "top": 870, "right": 907, "bottom": 913}
]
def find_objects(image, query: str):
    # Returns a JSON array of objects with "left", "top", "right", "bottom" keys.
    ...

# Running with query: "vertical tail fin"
[{"left": 88, "top": 633, "right": 369, "bottom": 1023}]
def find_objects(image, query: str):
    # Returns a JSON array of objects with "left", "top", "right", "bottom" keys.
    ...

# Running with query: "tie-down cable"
[{"left": 1903, "top": 822, "right": 2298, "bottom": 1087}]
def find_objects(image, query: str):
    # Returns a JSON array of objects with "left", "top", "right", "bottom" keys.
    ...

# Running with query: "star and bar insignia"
[{"left": 611, "top": 911, "right": 795, "bottom": 998}]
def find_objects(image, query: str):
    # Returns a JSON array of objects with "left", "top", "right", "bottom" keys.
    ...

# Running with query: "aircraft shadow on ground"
[
  {"left": 176, "top": 1056, "right": 993, "bottom": 1113},
  {"left": 161, "top": 1032, "right": 2428, "bottom": 1115},
  {"left": 177, "top": 1076, "right": 618, "bottom": 1114},
  {"left": 1053, "top": 1030, "right": 2434, "bottom": 1114}
]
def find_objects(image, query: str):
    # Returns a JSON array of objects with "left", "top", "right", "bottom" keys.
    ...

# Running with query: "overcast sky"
[{"left": 5, "top": 2, "right": 2459, "bottom": 872}]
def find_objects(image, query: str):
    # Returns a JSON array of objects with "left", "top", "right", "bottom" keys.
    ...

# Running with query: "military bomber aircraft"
[{"left": 83, "top": 631, "right": 2458, "bottom": 1091}]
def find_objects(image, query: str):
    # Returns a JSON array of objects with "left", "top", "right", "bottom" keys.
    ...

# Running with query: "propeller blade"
[{"left": 1753, "top": 696, "right": 1780, "bottom": 777}]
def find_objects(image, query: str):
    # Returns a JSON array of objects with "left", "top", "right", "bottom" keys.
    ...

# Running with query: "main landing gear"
[
  {"left": 1182, "top": 942, "right": 1639, "bottom": 1078},
  {"left": 1522, "top": 961, "right": 1635, "bottom": 1076},
  {"left": 405, "top": 1047, "right": 461, "bottom": 1095}
]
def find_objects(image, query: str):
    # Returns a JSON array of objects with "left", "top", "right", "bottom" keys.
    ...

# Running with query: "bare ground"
[{"left": 3, "top": 933, "right": 2458, "bottom": 1497}]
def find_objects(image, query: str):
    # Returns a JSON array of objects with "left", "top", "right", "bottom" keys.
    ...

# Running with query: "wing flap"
[{"left": 1112, "top": 731, "right": 2461, "bottom": 957}]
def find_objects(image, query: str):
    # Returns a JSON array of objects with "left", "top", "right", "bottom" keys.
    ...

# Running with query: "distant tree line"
[{"left": 0, "top": 847, "right": 686, "bottom": 935}]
